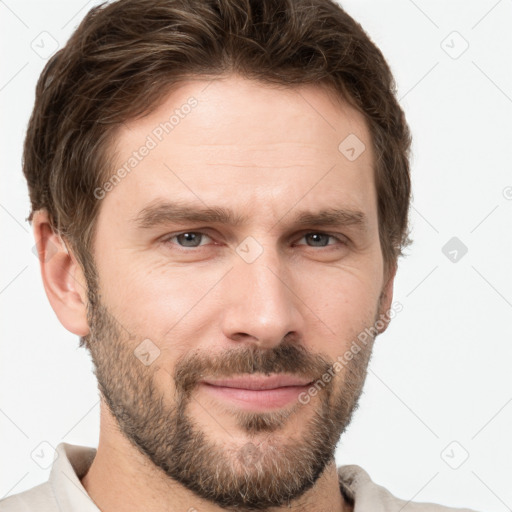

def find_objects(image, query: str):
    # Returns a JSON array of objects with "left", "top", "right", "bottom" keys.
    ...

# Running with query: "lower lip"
[{"left": 199, "top": 383, "right": 311, "bottom": 410}]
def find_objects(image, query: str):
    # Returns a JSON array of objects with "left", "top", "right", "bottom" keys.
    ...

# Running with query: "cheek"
[
  {"left": 104, "top": 258, "right": 224, "bottom": 347},
  {"left": 297, "top": 267, "right": 381, "bottom": 356}
]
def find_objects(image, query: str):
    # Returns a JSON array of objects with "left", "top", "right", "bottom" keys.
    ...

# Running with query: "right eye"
[{"left": 161, "top": 231, "right": 214, "bottom": 249}]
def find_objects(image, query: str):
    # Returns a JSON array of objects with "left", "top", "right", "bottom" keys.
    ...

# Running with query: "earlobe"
[{"left": 32, "top": 210, "right": 90, "bottom": 337}]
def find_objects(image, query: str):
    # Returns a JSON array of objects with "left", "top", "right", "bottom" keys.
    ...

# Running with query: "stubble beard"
[{"left": 81, "top": 271, "right": 376, "bottom": 511}]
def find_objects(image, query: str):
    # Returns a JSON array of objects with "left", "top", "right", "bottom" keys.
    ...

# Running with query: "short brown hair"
[{"left": 24, "top": 0, "right": 412, "bottom": 283}]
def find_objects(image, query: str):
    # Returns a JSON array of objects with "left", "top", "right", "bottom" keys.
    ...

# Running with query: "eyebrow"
[{"left": 131, "top": 199, "right": 368, "bottom": 232}]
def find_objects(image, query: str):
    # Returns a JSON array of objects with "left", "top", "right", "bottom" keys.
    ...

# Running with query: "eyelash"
[{"left": 160, "top": 231, "right": 347, "bottom": 251}]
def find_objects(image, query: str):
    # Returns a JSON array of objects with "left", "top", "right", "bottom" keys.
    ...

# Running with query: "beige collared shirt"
[{"left": 0, "top": 443, "right": 478, "bottom": 511}]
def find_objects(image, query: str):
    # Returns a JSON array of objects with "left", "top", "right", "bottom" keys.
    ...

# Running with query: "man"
[{"left": 0, "top": 0, "right": 479, "bottom": 510}]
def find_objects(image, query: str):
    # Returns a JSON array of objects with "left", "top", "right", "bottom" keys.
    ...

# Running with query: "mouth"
[{"left": 198, "top": 374, "right": 314, "bottom": 411}]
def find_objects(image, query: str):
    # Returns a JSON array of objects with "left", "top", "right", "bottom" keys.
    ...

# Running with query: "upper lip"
[{"left": 201, "top": 374, "right": 314, "bottom": 390}]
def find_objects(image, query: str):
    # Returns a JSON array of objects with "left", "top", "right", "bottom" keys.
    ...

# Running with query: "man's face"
[{"left": 82, "top": 75, "right": 393, "bottom": 509}]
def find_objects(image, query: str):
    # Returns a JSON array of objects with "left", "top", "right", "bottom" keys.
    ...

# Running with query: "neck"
[{"left": 81, "top": 403, "right": 353, "bottom": 512}]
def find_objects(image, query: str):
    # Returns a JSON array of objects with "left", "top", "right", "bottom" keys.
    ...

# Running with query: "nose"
[{"left": 219, "top": 244, "right": 304, "bottom": 350}]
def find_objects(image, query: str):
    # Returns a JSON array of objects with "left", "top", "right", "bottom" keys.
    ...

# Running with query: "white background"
[{"left": 1, "top": 1, "right": 511, "bottom": 510}]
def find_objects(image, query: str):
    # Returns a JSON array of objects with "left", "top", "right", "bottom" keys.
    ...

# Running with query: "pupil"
[
  {"left": 179, "top": 233, "right": 200, "bottom": 246},
  {"left": 308, "top": 233, "right": 328, "bottom": 246}
]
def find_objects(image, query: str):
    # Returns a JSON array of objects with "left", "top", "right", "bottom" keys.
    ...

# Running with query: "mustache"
[{"left": 173, "top": 342, "right": 334, "bottom": 397}]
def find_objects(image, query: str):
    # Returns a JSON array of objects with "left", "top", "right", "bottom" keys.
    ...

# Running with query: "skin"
[{"left": 33, "top": 74, "right": 396, "bottom": 512}]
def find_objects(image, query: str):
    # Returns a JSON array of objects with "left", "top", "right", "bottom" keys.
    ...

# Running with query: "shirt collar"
[{"left": 50, "top": 443, "right": 99, "bottom": 511}]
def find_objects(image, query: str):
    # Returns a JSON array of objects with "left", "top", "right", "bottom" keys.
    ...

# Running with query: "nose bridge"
[{"left": 220, "top": 238, "right": 303, "bottom": 347}]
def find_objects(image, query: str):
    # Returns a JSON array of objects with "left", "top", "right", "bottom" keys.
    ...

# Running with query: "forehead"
[{"left": 101, "top": 75, "right": 376, "bottom": 228}]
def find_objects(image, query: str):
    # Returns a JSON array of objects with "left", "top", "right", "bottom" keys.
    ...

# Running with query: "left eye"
[{"left": 297, "top": 232, "right": 343, "bottom": 247}]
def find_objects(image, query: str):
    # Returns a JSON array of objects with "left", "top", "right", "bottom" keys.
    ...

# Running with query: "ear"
[
  {"left": 32, "top": 210, "right": 90, "bottom": 337},
  {"left": 376, "top": 262, "right": 397, "bottom": 335}
]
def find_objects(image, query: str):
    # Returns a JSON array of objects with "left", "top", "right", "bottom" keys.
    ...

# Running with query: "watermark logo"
[
  {"left": 134, "top": 338, "right": 161, "bottom": 366},
  {"left": 31, "top": 441, "right": 58, "bottom": 469},
  {"left": 442, "top": 236, "right": 468, "bottom": 263},
  {"left": 236, "top": 236, "right": 264, "bottom": 264},
  {"left": 440, "top": 31, "right": 469, "bottom": 60},
  {"left": 338, "top": 133, "right": 366, "bottom": 161},
  {"left": 440, "top": 440, "right": 469, "bottom": 469},
  {"left": 238, "top": 442, "right": 263, "bottom": 467},
  {"left": 31, "top": 31, "right": 59, "bottom": 60}
]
